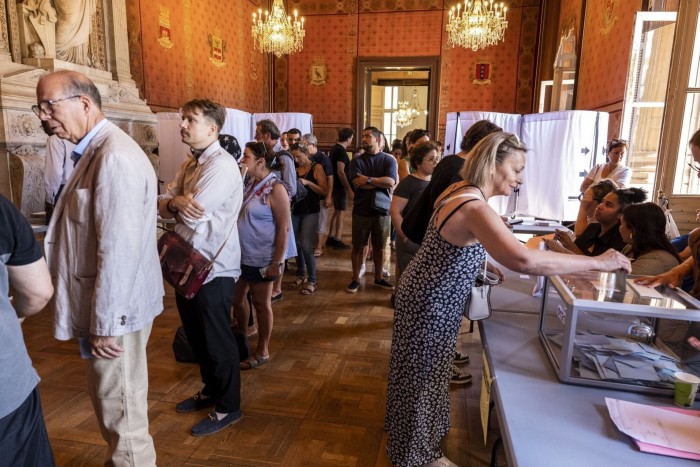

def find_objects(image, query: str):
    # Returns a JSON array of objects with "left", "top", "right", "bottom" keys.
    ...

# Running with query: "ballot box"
[{"left": 538, "top": 271, "right": 700, "bottom": 395}]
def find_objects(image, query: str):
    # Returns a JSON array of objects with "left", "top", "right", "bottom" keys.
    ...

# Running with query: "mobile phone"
[{"left": 259, "top": 266, "right": 269, "bottom": 277}]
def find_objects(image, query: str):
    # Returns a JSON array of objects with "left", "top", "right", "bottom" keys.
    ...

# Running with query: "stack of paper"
[
  {"left": 606, "top": 398, "right": 700, "bottom": 460},
  {"left": 548, "top": 331, "right": 683, "bottom": 388}
]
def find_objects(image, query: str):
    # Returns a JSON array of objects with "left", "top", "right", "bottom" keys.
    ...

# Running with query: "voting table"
[{"left": 479, "top": 271, "right": 699, "bottom": 466}]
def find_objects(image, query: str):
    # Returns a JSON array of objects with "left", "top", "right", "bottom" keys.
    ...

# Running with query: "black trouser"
[
  {"left": 0, "top": 387, "right": 55, "bottom": 467},
  {"left": 176, "top": 276, "right": 241, "bottom": 413}
]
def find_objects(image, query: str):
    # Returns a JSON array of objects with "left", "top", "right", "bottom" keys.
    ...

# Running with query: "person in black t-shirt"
[
  {"left": 347, "top": 127, "right": 397, "bottom": 293},
  {"left": 401, "top": 120, "right": 502, "bottom": 245},
  {"left": 0, "top": 194, "right": 54, "bottom": 466},
  {"left": 328, "top": 128, "right": 355, "bottom": 250}
]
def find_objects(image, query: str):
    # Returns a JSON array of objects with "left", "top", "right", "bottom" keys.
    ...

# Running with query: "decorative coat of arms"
[
  {"left": 308, "top": 58, "right": 328, "bottom": 86},
  {"left": 472, "top": 61, "right": 492, "bottom": 85},
  {"left": 158, "top": 5, "right": 174, "bottom": 49},
  {"left": 208, "top": 30, "right": 226, "bottom": 68}
]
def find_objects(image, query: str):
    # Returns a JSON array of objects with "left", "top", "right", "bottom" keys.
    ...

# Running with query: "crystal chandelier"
[
  {"left": 252, "top": 0, "right": 305, "bottom": 58},
  {"left": 446, "top": 0, "right": 508, "bottom": 52},
  {"left": 394, "top": 88, "right": 427, "bottom": 128}
]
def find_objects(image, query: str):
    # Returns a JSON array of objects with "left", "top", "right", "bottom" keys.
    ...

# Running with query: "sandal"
[
  {"left": 289, "top": 277, "right": 308, "bottom": 289},
  {"left": 314, "top": 249, "right": 323, "bottom": 257},
  {"left": 240, "top": 354, "right": 270, "bottom": 370},
  {"left": 300, "top": 282, "right": 317, "bottom": 295}
]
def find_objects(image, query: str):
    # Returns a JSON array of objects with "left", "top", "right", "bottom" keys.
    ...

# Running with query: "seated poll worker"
[
  {"left": 545, "top": 187, "right": 646, "bottom": 256},
  {"left": 619, "top": 202, "right": 680, "bottom": 275},
  {"left": 572, "top": 179, "right": 618, "bottom": 237}
]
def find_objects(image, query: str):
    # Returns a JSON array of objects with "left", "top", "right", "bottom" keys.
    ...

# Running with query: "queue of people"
[{"left": 7, "top": 68, "right": 700, "bottom": 467}]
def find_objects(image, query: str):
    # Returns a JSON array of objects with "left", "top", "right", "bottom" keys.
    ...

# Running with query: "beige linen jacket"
[{"left": 45, "top": 121, "right": 164, "bottom": 340}]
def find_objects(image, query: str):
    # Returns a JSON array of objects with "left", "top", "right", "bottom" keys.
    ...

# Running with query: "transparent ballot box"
[{"left": 538, "top": 271, "right": 700, "bottom": 394}]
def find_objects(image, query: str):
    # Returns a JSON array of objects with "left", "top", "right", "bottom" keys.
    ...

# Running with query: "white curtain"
[
  {"left": 520, "top": 111, "right": 608, "bottom": 221},
  {"left": 442, "top": 110, "right": 607, "bottom": 220},
  {"left": 222, "top": 109, "right": 253, "bottom": 146},
  {"left": 457, "top": 112, "right": 522, "bottom": 215},
  {"left": 444, "top": 112, "right": 461, "bottom": 156},
  {"left": 156, "top": 112, "right": 190, "bottom": 185},
  {"left": 252, "top": 112, "right": 313, "bottom": 141}
]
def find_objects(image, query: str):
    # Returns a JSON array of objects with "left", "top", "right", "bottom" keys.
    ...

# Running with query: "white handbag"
[{"left": 464, "top": 258, "right": 500, "bottom": 321}]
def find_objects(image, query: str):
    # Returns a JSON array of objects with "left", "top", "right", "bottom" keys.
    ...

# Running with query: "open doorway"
[{"left": 355, "top": 57, "right": 440, "bottom": 147}]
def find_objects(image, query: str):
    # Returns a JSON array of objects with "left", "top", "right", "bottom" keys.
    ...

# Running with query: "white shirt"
[
  {"left": 585, "top": 163, "right": 632, "bottom": 188},
  {"left": 44, "top": 134, "right": 75, "bottom": 203},
  {"left": 160, "top": 141, "right": 243, "bottom": 281}
]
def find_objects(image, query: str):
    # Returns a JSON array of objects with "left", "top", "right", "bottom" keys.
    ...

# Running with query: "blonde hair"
[{"left": 459, "top": 132, "right": 527, "bottom": 188}]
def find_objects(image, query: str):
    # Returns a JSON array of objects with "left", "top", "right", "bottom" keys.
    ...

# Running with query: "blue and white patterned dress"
[{"left": 385, "top": 196, "right": 485, "bottom": 466}]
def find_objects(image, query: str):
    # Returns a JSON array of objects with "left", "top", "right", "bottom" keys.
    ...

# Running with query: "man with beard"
[{"left": 346, "top": 126, "right": 397, "bottom": 293}]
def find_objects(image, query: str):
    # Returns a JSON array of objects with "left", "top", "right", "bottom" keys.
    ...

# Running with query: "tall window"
[
  {"left": 671, "top": 11, "right": 700, "bottom": 194},
  {"left": 620, "top": 12, "right": 676, "bottom": 195},
  {"left": 383, "top": 86, "right": 399, "bottom": 144}
]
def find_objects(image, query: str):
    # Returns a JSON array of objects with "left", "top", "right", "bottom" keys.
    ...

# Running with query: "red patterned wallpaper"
[
  {"left": 439, "top": 6, "right": 525, "bottom": 114},
  {"left": 576, "top": 0, "right": 642, "bottom": 111},
  {"left": 287, "top": 15, "right": 357, "bottom": 123},
  {"left": 131, "top": 0, "right": 268, "bottom": 112},
  {"left": 558, "top": 0, "right": 582, "bottom": 38},
  {"left": 357, "top": 11, "right": 443, "bottom": 57}
]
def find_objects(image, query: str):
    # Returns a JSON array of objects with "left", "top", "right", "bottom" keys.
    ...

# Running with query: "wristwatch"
[
  {"left": 166, "top": 199, "right": 178, "bottom": 215},
  {"left": 367, "top": 177, "right": 373, "bottom": 185}
]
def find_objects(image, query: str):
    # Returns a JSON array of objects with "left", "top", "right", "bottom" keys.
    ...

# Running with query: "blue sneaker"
[{"left": 191, "top": 409, "right": 243, "bottom": 436}]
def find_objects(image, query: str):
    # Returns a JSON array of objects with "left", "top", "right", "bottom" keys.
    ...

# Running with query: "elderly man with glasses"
[{"left": 35, "top": 70, "right": 163, "bottom": 466}]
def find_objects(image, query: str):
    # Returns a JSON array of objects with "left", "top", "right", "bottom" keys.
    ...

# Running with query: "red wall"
[
  {"left": 126, "top": 0, "right": 269, "bottom": 112},
  {"left": 122, "top": 0, "right": 650, "bottom": 145},
  {"left": 284, "top": 0, "right": 540, "bottom": 144},
  {"left": 576, "top": 0, "right": 642, "bottom": 136}
]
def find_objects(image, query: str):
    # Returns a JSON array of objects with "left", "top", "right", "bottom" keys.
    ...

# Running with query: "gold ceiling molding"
[
  {"left": 289, "top": 0, "right": 356, "bottom": 14},
  {"left": 360, "top": 0, "right": 442, "bottom": 12}
]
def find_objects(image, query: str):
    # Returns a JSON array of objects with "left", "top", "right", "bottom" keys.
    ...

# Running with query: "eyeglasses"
[
  {"left": 31, "top": 95, "right": 81, "bottom": 117},
  {"left": 688, "top": 162, "right": 700, "bottom": 173}
]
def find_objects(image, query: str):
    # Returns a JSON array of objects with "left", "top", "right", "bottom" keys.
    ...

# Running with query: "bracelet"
[{"left": 166, "top": 199, "right": 178, "bottom": 215}]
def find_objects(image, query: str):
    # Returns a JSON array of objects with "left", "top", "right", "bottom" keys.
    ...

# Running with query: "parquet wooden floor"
[{"left": 22, "top": 222, "right": 505, "bottom": 466}]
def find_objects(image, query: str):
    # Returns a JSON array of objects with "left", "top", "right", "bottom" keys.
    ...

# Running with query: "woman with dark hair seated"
[
  {"left": 618, "top": 202, "right": 681, "bottom": 275},
  {"left": 573, "top": 179, "right": 618, "bottom": 237},
  {"left": 546, "top": 187, "right": 647, "bottom": 256}
]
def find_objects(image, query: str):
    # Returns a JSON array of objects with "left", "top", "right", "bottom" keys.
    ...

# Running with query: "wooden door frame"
[{"left": 355, "top": 57, "right": 441, "bottom": 141}]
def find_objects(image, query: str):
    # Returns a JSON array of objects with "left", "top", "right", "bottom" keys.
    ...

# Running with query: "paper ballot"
[{"left": 606, "top": 398, "right": 700, "bottom": 459}]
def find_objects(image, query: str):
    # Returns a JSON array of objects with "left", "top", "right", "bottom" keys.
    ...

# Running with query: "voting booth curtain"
[
  {"left": 156, "top": 111, "right": 313, "bottom": 185},
  {"left": 444, "top": 110, "right": 608, "bottom": 222}
]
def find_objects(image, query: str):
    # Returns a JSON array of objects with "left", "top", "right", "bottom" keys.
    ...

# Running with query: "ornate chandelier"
[
  {"left": 446, "top": 0, "right": 508, "bottom": 52},
  {"left": 394, "top": 89, "right": 427, "bottom": 128},
  {"left": 252, "top": 0, "right": 305, "bottom": 58}
]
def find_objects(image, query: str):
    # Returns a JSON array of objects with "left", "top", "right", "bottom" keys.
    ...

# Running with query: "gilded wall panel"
[
  {"left": 515, "top": 6, "right": 539, "bottom": 114},
  {"left": 360, "top": 0, "right": 442, "bottom": 12},
  {"left": 125, "top": 0, "right": 146, "bottom": 97},
  {"left": 289, "top": 0, "right": 356, "bottom": 14}
]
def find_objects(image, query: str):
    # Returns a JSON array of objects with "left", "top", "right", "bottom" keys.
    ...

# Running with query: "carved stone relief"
[
  {"left": 9, "top": 145, "right": 44, "bottom": 217},
  {"left": 8, "top": 112, "right": 44, "bottom": 141}
]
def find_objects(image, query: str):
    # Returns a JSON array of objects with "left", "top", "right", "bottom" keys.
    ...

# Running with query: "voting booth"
[{"left": 445, "top": 110, "right": 608, "bottom": 221}]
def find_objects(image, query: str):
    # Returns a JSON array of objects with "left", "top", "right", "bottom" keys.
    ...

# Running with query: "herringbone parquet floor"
[{"left": 23, "top": 218, "right": 503, "bottom": 466}]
